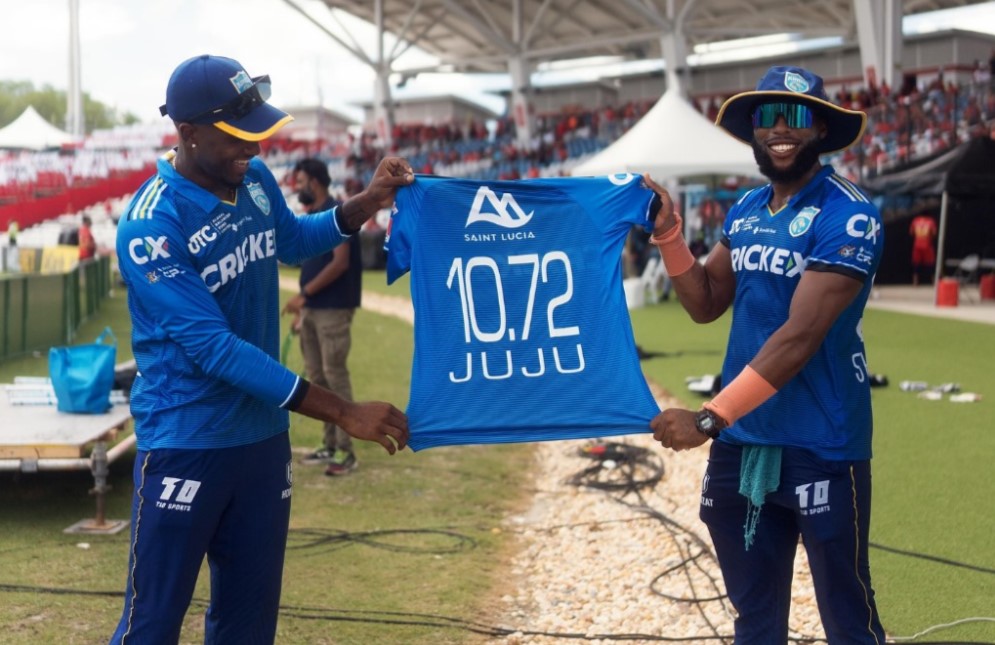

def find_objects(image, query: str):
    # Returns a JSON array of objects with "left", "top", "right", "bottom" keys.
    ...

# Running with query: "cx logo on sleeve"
[
  {"left": 845, "top": 214, "right": 880, "bottom": 243},
  {"left": 129, "top": 236, "right": 172, "bottom": 265}
]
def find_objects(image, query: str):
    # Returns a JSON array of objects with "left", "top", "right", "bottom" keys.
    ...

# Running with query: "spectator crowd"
[{"left": 2, "top": 65, "right": 994, "bottom": 247}]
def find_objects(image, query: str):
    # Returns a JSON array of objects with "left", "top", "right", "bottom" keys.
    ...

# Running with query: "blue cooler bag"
[{"left": 49, "top": 327, "right": 117, "bottom": 414}]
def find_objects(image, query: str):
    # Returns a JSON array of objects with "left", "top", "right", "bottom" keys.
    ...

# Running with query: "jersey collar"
[
  {"left": 156, "top": 149, "right": 232, "bottom": 214},
  {"left": 784, "top": 165, "right": 835, "bottom": 210},
  {"left": 762, "top": 165, "right": 835, "bottom": 215}
]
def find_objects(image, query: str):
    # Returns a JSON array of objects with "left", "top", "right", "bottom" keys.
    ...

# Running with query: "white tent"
[
  {"left": 0, "top": 106, "right": 78, "bottom": 150},
  {"left": 572, "top": 89, "right": 759, "bottom": 180}
]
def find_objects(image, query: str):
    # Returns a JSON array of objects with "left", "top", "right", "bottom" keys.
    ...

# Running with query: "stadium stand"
[{"left": 1, "top": 29, "right": 993, "bottom": 258}]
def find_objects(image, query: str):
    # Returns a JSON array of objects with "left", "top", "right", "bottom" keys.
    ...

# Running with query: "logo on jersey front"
[
  {"left": 730, "top": 244, "right": 805, "bottom": 278},
  {"left": 466, "top": 186, "right": 533, "bottom": 229},
  {"left": 188, "top": 225, "right": 218, "bottom": 254},
  {"left": 789, "top": 206, "right": 820, "bottom": 237},
  {"left": 247, "top": 182, "right": 270, "bottom": 216},
  {"left": 729, "top": 215, "right": 760, "bottom": 235},
  {"left": 156, "top": 477, "right": 201, "bottom": 512},
  {"left": 200, "top": 229, "right": 277, "bottom": 293}
]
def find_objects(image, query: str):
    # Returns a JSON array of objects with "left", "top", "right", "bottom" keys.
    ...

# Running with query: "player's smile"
[
  {"left": 767, "top": 140, "right": 799, "bottom": 157},
  {"left": 762, "top": 138, "right": 803, "bottom": 166},
  {"left": 751, "top": 120, "right": 824, "bottom": 186},
  {"left": 232, "top": 157, "right": 252, "bottom": 180}
]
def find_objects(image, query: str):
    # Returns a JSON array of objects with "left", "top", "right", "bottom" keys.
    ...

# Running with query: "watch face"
[{"left": 696, "top": 411, "right": 720, "bottom": 438}]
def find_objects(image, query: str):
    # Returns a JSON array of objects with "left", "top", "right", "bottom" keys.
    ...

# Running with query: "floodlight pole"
[{"left": 67, "top": 0, "right": 84, "bottom": 138}]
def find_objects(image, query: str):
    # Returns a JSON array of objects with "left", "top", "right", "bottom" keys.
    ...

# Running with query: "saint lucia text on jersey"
[
  {"left": 445, "top": 251, "right": 585, "bottom": 383},
  {"left": 463, "top": 231, "right": 537, "bottom": 242}
]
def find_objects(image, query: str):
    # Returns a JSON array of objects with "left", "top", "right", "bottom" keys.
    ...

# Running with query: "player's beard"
[
  {"left": 297, "top": 189, "right": 316, "bottom": 206},
  {"left": 752, "top": 135, "right": 822, "bottom": 184}
]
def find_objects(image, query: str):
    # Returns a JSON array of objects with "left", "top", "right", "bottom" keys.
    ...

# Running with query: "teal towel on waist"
[{"left": 738, "top": 444, "right": 783, "bottom": 551}]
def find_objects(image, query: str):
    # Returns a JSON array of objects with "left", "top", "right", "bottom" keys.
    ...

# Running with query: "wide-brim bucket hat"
[{"left": 715, "top": 65, "right": 866, "bottom": 154}]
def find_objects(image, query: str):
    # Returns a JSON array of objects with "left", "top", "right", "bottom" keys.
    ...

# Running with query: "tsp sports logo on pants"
[
  {"left": 156, "top": 477, "right": 201, "bottom": 512},
  {"left": 796, "top": 479, "right": 831, "bottom": 516}
]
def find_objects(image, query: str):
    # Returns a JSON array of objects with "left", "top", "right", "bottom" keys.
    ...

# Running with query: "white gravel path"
[{"left": 360, "top": 290, "right": 826, "bottom": 644}]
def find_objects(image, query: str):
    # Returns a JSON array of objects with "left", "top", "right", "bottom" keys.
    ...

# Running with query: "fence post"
[{"left": 1, "top": 280, "right": 8, "bottom": 361}]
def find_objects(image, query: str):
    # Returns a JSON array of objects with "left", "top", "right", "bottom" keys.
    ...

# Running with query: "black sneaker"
[
  {"left": 300, "top": 447, "right": 333, "bottom": 465},
  {"left": 324, "top": 450, "right": 358, "bottom": 476}
]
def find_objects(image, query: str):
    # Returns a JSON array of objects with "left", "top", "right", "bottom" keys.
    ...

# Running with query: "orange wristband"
[
  {"left": 649, "top": 211, "right": 696, "bottom": 277},
  {"left": 703, "top": 365, "right": 777, "bottom": 426}
]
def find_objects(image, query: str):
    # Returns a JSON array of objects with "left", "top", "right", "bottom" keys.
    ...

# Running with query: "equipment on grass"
[{"left": 686, "top": 374, "right": 721, "bottom": 396}]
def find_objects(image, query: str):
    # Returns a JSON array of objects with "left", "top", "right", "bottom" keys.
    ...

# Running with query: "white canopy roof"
[
  {"left": 572, "top": 90, "right": 759, "bottom": 181},
  {"left": 0, "top": 106, "right": 78, "bottom": 150}
]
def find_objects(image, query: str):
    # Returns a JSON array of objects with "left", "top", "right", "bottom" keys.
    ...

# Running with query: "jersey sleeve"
[
  {"left": 583, "top": 174, "right": 656, "bottom": 233},
  {"left": 384, "top": 178, "right": 425, "bottom": 284},
  {"left": 117, "top": 202, "right": 300, "bottom": 409},
  {"left": 806, "top": 201, "right": 883, "bottom": 280}
]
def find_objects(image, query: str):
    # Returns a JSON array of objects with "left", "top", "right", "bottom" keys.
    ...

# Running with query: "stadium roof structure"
[
  {"left": 306, "top": 0, "right": 990, "bottom": 73},
  {"left": 293, "top": 0, "right": 992, "bottom": 144}
]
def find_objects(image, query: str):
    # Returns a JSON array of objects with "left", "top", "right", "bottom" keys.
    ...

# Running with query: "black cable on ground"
[
  {"left": 286, "top": 526, "right": 476, "bottom": 556},
  {"left": 2, "top": 442, "right": 993, "bottom": 643},
  {"left": 0, "top": 581, "right": 989, "bottom": 643},
  {"left": 563, "top": 439, "right": 995, "bottom": 645},
  {"left": 870, "top": 542, "right": 995, "bottom": 576},
  {"left": 569, "top": 440, "right": 736, "bottom": 643}
]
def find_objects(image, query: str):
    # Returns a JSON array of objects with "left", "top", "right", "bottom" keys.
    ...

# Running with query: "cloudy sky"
[{"left": 2, "top": 0, "right": 994, "bottom": 125}]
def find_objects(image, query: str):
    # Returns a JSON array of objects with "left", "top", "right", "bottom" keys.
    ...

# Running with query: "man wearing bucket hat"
[
  {"left": 645, "top": 66, "right": 886, "bottom": 642},
  {"left": 110, "top": 54, "right": 413, "bottom": 644}
]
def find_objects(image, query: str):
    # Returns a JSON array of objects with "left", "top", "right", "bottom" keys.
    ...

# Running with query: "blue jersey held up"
[
  {"left": 386, "top": 174, "right": 661, "bottom": 450},
  {"left": 719, "top": 166, "right": 883, "bottom": 460},
  {"left": 117, "top": 152, "right": 349, "bottom": 450}
]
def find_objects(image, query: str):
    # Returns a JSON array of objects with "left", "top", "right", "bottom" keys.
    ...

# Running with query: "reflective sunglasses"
[
  {"left": 751, "top": 102, "right": 814, "bottom": 129},
  {"left": 160, "top": 75, "right": 272, "bottom": 123}
]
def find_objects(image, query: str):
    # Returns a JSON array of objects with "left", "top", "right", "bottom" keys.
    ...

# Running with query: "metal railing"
[{"left": 0, "top": 255, "right": 111, "bottom": 362}]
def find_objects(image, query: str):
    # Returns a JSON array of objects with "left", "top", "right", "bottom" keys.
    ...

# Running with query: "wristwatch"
[{"left": 694, "top": 408, "right": 726, "bottom": 439}]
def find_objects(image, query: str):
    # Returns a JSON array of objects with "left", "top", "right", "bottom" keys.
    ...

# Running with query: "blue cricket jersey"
[
  {"left": 719, "top": 166, "right": 883, "bottom": 460},
  {"left": 386, "top": 174, "right": 661, "bottom": 450},
  {"left": 116, "top": 152, "right": 349, "bottom": 450}
]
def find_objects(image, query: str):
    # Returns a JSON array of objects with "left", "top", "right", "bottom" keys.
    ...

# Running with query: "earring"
[{"left": 191, "top": 143, "right": 197, "bottom": 148}]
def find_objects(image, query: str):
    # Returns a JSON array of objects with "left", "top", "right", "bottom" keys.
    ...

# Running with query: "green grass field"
[{"left": 0, "top": 269, "right": 992, "bottom": 643}]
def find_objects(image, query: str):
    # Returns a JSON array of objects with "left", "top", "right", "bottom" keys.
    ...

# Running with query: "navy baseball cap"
[
  {"left": 160, "top": 54, "right": 293, "bottom": 142},
  {"left": 715, "top": 66, "right": 866, "bottom": 153}
]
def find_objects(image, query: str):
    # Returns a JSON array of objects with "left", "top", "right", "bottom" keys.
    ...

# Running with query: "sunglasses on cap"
[
  {"left": 160, "top": 75, "right": 272, "bottom": 123},
  {"left": 751, "top": 102, "right": 814, "bottom": 129}
]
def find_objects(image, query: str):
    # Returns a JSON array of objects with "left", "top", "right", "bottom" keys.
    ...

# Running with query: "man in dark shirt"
[{"left": 283, "top": 158, "right": 362, "bottom": 475}]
